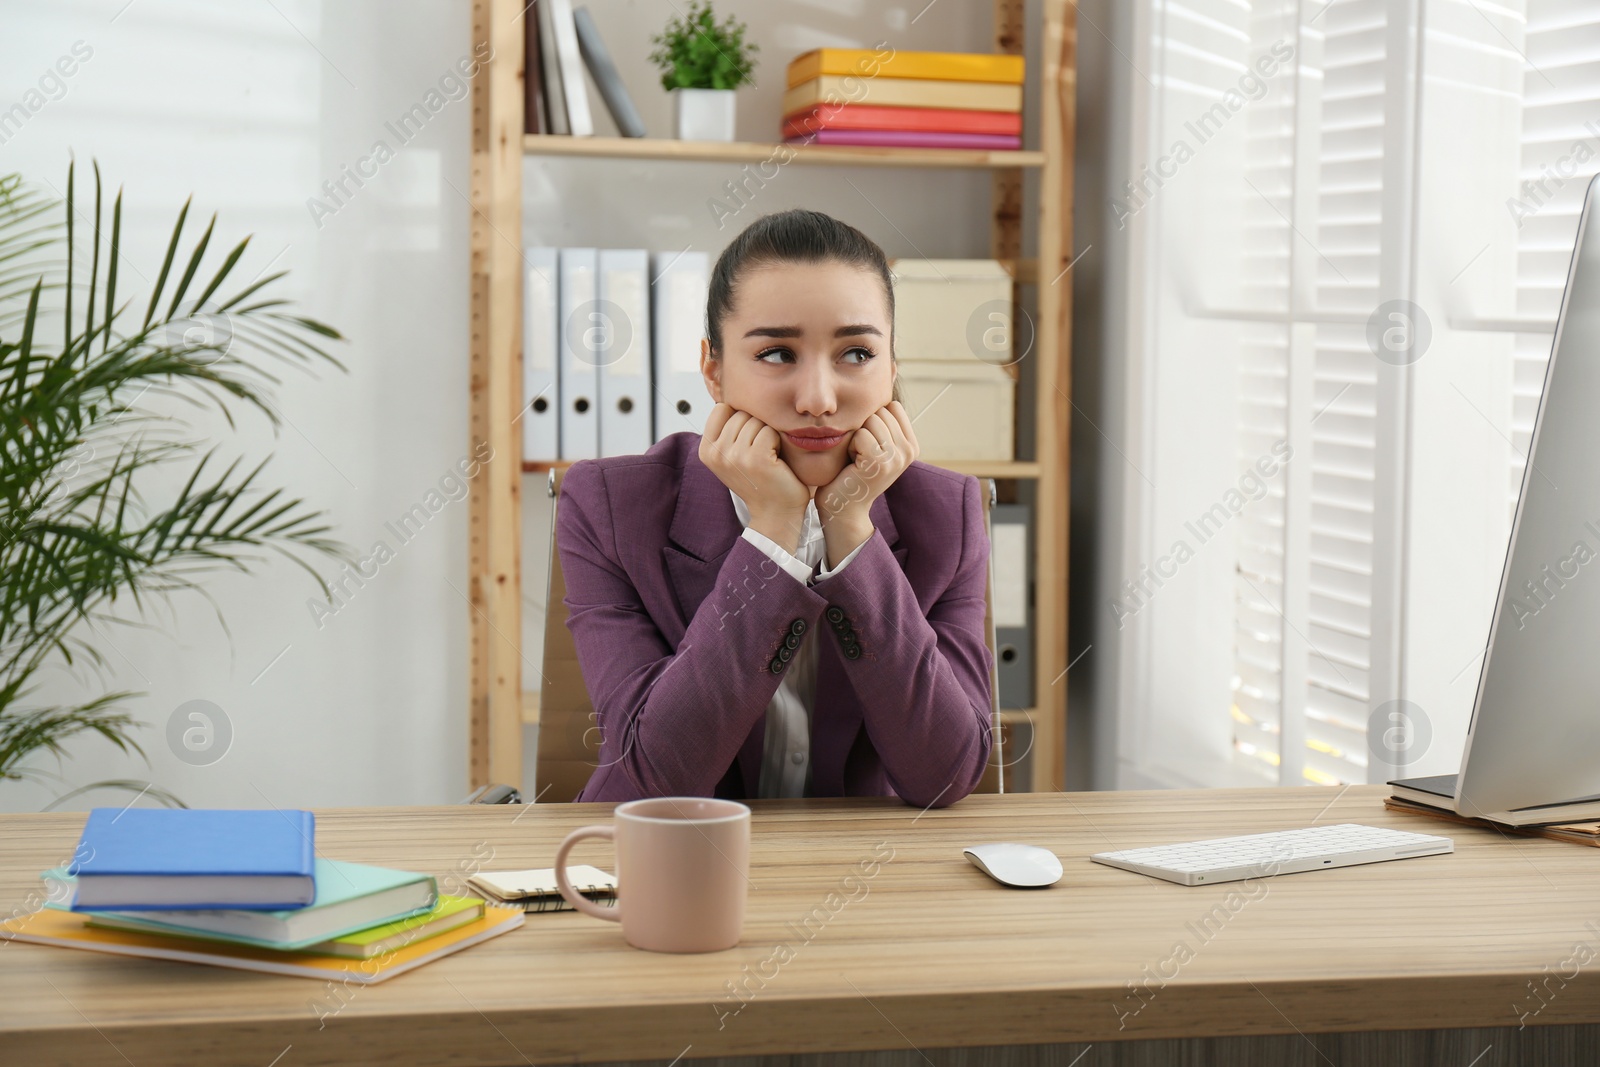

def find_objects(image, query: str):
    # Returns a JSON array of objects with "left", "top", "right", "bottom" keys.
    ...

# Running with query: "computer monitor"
[{"left": 1454, "top": 171, "right": 1600, "bottom": 819}]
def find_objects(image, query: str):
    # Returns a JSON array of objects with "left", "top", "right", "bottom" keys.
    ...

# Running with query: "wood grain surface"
[{"left": 4, "top": 785, "right": 1599, "bottom": 1066}]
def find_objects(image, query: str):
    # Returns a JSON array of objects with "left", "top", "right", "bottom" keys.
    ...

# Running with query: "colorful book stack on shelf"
[
  {"left": 0, "top": 808, "right": 523, "bottom": 983},
  {"left": 781, "top": 48, "right": 1025, "bottom": 150}
]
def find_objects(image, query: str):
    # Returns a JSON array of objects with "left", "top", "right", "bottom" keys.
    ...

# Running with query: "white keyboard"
[{"left": 1090, "top": 823, "right": 1453, "bottom": 887}]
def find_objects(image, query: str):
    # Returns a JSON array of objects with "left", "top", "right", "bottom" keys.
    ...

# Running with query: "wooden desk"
[{"left": 4, "top": 785, "right": 1600, "bottom": 1067}]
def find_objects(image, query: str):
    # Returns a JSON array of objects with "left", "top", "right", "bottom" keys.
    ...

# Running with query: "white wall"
[
  {"left": 3, "top": 0, "right": 475, "bottom": 810},
  {"left": 3, "top": 0, "right": 1038, "bottom": 811}
]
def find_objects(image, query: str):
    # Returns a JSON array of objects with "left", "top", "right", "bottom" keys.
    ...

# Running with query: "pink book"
[{"left": 783, "top": 129, "right": 1022, "bottom": 150}]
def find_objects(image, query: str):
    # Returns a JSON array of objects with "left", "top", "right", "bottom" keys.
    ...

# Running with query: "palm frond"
[
  {"left": 43, "top": 780, "right": 187, "bottom": 811},
  {"left": 0, "top": 161, "right": 351, "bottom": 798}
]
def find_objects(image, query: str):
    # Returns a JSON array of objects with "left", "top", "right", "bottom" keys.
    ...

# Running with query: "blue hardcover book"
[{"left": 71, "top": 808, "right": 316, "bottom": 910}]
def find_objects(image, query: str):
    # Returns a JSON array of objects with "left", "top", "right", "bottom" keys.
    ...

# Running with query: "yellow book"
[
  {"left": 787, "top": 48, "right": 1024, "bottom": 89},
  {"left": 2, "top": 903, "right": 523, "bottom": 983},
  {"left": 782, "top": 76, "right": 1022, "bottom": 116}
]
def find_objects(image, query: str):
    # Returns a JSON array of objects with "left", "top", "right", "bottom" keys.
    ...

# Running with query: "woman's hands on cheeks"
[
  {"left": 816, "top": 401, "right": 919, "bottom": 526},
  {"left": 698, "top": 403, "right": 811, "bottom": 553}
]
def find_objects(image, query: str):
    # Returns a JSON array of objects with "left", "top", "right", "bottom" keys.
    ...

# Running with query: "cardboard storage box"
[
  {"left": 897, "top": 359, "right": 1015, "bottom": 462},
  {"left": 890, "top": 258, "right": 1016, "bottom": 367}
]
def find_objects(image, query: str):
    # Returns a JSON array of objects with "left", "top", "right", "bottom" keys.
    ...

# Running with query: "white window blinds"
[
  {"left": 1120, "top": 0, "right": 1393, "bottom": 788},
  {"left": 1119, "top": 0, "right": 1595, "bottom": 790},
  {"left": 1511, "top": 4, "right": 1600, "bottom": 507},
  {"left": 1230, "top": 0, "right": 1390, "bottom": 786}
]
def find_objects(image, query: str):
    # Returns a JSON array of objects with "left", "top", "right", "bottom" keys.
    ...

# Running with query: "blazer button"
[
  {"left": 825, "top": 606, "right": 846, "bottom": 625},
  {"left": 783, "top": 633, "right": 801, "bottom": 650},
  {"left": 789, "top": 618, "right": 807, "bottom": 636},
  {"left": 769, "top": 657, "right": 786, "bottom": 674},
  {"left": 843, "top": 644, "right": 862, "bottom": 661},
  {"left": 777, "top": 645, "right": 793, "bottom": 663}
]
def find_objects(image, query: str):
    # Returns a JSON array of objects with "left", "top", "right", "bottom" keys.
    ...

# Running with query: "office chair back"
[
  {"left": 536, "top": 469, "right": 1005, "bottom": 800},
  {"left": 537, "top": 468, "right": 604, "bottom": 802}
]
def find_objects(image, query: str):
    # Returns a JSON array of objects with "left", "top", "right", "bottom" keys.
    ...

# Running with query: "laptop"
[{"left": 1389, "top": 171, "right": 1600, "bottom": 827}]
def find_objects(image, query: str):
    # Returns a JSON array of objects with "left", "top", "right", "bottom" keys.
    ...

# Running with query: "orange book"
[{"left": 783, "top": 103, "right": 1022, "bottom": 138}]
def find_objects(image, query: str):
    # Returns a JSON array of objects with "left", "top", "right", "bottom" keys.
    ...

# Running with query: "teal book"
[{"left": 45, "top": 858, "right": 436, "bottom": 950}]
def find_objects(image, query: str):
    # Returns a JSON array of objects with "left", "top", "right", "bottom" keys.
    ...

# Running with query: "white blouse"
[{"left": 728, "top": 489, "right": 871, "bottom": 797}]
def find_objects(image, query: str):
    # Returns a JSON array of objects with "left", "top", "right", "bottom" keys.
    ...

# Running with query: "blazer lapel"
[{"left": 662, "top": 448, "right": 742, "bottom": 625}]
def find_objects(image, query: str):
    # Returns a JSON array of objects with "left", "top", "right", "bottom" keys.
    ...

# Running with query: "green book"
[
  {"left": 88, "top": 894, "right": 485, "bottom": 959},
  {"left": 52, "top": 858, "right": 436, "bottom": 950}
]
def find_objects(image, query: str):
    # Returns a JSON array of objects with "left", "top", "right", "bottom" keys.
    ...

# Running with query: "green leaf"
[
  {"left": 165, "top": 211, "right": 216, "bottom": 321},
  {"left": 142, "top": 194, "right": 191, "bottom": 332}
]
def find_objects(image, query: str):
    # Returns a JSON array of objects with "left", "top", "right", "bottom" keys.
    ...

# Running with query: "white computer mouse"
[{"left": 963, "top": 842, "right": 1064, "bottom": 887}]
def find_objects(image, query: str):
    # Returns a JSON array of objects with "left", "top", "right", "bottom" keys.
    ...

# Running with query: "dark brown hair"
[{"left": 705, "top": 208, "right": 902, "bottom": 404}]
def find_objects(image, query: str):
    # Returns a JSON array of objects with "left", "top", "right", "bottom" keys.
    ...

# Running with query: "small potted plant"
[{"left": 649, "top": 1, "right": 758, "bottom": 142}]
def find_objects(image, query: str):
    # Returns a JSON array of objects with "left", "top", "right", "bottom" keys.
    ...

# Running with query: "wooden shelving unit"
[{"left": 469, "top": 0, "right": 1076, "bottom": 793}]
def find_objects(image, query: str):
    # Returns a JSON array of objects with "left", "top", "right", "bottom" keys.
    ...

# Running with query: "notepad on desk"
[{"left": 469, "top": 864, "right": 617, "bottom": 913}]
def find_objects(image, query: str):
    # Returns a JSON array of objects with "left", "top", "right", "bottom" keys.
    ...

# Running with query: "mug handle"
[{"left": 554, "top": 825, "right": 621, "bottom": 922}]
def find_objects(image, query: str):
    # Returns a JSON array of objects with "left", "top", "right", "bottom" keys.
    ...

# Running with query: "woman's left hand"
[{"left": 816, "top": 401, "right": 920, "bottom": 526}]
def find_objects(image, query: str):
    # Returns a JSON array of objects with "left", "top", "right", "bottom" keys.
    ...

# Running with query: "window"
[{"left": 1115, "top": 0, "right": 1600, "bottom": 790}]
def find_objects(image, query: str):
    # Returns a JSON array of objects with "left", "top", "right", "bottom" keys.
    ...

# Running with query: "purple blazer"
[{"left": 556, "top": 431, "right": 994, "bottom": 808}]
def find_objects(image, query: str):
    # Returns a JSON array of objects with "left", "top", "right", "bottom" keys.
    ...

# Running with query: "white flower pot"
[{"left": 672, "top": 88, "right": 736, "bottom": 142}]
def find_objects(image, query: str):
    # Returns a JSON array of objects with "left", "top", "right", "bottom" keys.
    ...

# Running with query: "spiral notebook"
[{"left": 467, "top": 864, "right": 618, "bottom": 914}]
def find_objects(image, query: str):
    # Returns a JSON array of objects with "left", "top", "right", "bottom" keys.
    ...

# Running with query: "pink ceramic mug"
[{"left": 553, "top": 797, "right": 751, "bottom": 953}]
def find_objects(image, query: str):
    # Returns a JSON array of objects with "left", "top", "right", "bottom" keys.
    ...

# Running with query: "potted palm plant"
[
  {"left": 649, "top": 1, "right": 758, "bottom": 142},
  {"left": 0, "top": 161, "right": 347, "bottom": 807}
]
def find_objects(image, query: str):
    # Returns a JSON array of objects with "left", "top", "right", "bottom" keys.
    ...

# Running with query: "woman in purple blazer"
[{"left": 556, "top": 208, "right": 994, "bottom": 808}]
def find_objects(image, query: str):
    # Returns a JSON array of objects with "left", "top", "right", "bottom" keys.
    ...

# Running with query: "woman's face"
[{"left": 700, "top": 260, "right": 898, "bottom": 488}]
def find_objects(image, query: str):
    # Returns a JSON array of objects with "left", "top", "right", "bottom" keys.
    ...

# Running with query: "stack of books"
[
  {"left": 526, "top": 0, "right": 645, "bottom": 138},
  {"left": 0, "top": 808, "right": 523, "bottom": 983},
  {"left": 1386, "top": 775, "right": 1600, "bottom": 848},
  {"left": 781, "top": 48, "right": 1025, "bottom": 150}
]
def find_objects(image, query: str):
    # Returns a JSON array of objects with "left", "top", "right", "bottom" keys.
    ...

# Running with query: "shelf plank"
[
  {"left": 524, "top": 134, "right": 1045, "bottom": 170},
  {"left": 523, "top": 458, "right": 1041, "bottom": 479}
]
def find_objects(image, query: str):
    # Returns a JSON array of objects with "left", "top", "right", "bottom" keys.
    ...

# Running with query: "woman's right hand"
[{"left": 699, "top": 403, "right": 811, "bottom": 550}]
